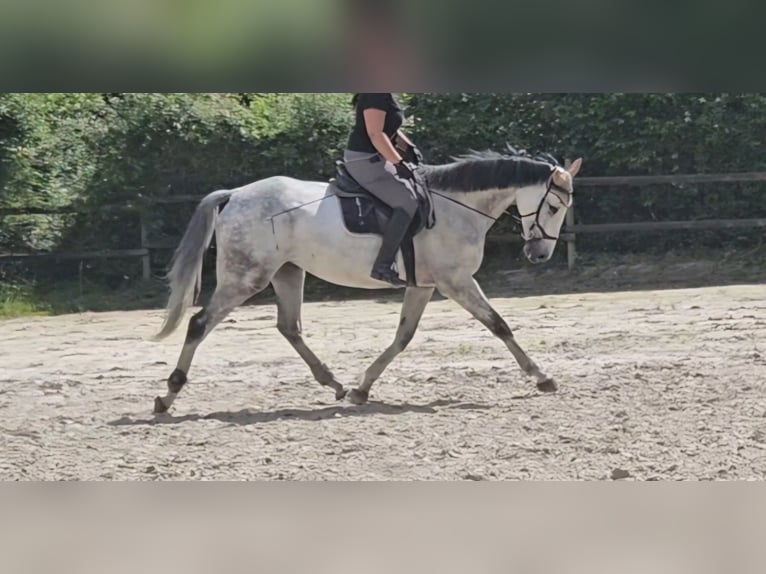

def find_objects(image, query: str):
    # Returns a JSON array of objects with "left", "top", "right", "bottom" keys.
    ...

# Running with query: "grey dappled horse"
[{"left": 151, "top": 149, "right": 583, "bottom": 413}]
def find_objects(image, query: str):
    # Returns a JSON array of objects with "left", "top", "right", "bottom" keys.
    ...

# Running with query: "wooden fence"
[
  {"left": 2, "top": 172, "right": 765, "bottom": 276},
  {"left": 485, "top": 172, "right": 766, "bottom": 269}
]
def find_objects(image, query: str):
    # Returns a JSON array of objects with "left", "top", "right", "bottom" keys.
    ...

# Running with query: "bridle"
[{"left": 516, "top": 170, "right": 573, "bottom": 241}]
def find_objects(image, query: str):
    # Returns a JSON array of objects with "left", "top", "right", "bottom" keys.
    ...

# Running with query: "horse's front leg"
[
  {"left": 435, "top": 276, "right": 557, "bottom": 392},
  {"left": 347, "top": 286, "right": 434, "bottom": 405}
]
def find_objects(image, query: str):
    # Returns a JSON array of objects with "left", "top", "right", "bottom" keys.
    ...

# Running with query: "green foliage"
[
  {"left": 0, "top": 279, "right": 43, "bottom": 318},
  {"left": 407, "top": 93, "right": 766, "bottom": 174},
  {"left": 0, "top": 274, "right": 172, "bottom": 318},
  {"left": 0, "top": 92, "right": 354, "bottom": 259},
  {"left": 406, "top": 93, "right": 766, "bottom": 249},
  {"left": 257, "top": 93, "right": 353, "bottom": 180},
  {"left": 0, "top": 93, "right": 106, "bottom": 250},
  {"left": 0, "top": 93, "right": 104, "bottom": 206},
  {"left": 1, "top": 92, "right": 765, "bottom": 286}
]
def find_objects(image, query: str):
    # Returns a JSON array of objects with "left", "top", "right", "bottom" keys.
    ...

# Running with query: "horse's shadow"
[{"left": 108, "top": 398, "right": 491, "bottom": 427}]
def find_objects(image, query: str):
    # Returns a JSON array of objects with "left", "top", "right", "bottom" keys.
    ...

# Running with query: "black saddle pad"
[{"left": 338, "top": 195, "right": 384, "bottom": 235}]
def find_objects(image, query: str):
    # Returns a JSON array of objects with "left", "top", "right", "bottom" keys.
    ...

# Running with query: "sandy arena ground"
[{"left": 1, "top": 284, "right": 765, "bottom": 480}]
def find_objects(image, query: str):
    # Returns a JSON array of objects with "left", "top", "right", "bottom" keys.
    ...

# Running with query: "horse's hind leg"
[
  {"left": 153, "top": 274, "right": 271, "bottom": 414},
  {"left": 271, "top": 263, "right": 347, "bottom": 400},
  {"left": 347, "top": 286, "right": 434, "bottom": 405}
]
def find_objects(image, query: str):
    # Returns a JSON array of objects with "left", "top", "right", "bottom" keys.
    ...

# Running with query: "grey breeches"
[{"left": 343, "top": 150, "right": 419, "bottom": 216}]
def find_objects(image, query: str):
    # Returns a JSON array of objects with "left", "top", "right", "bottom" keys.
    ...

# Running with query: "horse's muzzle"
[{"left": 523, "top": 240, "right": 551, "bottom": 264}]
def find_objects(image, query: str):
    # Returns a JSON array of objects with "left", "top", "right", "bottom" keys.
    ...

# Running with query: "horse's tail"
[{"left": 153, "top": 189, "right": 234, "bottom": 340}]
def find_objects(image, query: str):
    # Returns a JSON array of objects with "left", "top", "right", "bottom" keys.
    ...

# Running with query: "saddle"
[{"left": 329, "top": 160, "right": 435, "bottom": 287}]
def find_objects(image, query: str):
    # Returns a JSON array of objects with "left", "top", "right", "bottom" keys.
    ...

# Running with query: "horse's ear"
[{"left": 567, "top": 157, "right": 583, "bottom": 178}]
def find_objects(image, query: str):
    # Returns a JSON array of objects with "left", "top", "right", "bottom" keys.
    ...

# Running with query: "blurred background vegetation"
[{"left": 1, "top": 93, "right": 765, "bottom": 316}]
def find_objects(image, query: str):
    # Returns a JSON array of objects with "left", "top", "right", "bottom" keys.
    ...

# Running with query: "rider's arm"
[{"left": 363, "top": 108, "right": 403, "bottom": 165}]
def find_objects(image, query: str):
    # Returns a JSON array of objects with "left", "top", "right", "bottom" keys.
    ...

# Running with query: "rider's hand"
[
  {"left": 401, "top": 144, "right": 424, "bottom": 166},
  {"left": 394, "top": 161, "right": 416, "bottom": 181}
]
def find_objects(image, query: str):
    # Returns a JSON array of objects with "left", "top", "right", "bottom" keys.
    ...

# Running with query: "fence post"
[
  {"left": 566, "top": 200, "right": 576, "bottom": 270},
  {"left": 563, "top": 158, "right": 576, "bottom": 271},
  {"left": 140, "top": 213, "right": 151, "bottom": 281}
]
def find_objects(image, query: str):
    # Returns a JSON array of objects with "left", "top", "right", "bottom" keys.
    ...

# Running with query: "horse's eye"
[{"left": 548, "top": 205, "right": 560, "bottom": 216}]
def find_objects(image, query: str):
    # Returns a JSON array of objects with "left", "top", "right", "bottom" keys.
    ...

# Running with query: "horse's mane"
[{"left": 422, "top": 144, "right": 561, "bottom": 193}]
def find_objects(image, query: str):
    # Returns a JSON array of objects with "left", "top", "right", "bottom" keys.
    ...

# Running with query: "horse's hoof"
[
  {"left": 335, "top": 388, "right": 348, "bottom": 401},
  {"left": 537, "top": 378, "right": 558, "bottom": 393},
  {"left": 153, "top": 396, "right": 169, "bottom": 414},
  {"left": 347, "top": 388, "right": 369, "bottom": 405}
]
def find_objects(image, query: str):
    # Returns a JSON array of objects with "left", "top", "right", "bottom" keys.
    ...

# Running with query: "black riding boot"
[{"left": 370, "top": 207, "right": 414, "bottom": 287}]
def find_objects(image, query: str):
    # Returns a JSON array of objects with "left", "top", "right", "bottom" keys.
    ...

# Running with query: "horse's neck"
[{"left": 445, "top": 187, "right": 518, "bottom": 232}]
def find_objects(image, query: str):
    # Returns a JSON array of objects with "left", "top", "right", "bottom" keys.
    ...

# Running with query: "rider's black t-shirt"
[{"left": 346, "top": 93, "right": 404, "bottom": 154}]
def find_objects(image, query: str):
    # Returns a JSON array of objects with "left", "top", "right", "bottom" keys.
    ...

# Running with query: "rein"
[{"left": 429, "top": 190, "right": 514, "bottom": 224}]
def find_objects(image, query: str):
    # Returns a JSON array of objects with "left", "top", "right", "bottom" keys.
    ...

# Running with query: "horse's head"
[{"left": 516, "top": 157, "right": 582, "bottom": 264}]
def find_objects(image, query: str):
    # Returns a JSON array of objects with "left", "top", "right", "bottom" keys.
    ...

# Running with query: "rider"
[{"left": 343, "top": 93, "right": 423, "bottom": 287}]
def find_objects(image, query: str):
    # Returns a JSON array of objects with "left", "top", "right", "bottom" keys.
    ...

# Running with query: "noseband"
[{"left": 517, "top": 171, "right": 572, "bottom": 241}]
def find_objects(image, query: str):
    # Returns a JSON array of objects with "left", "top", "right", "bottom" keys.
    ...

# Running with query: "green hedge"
[
  {"left": 406, "top": 93, "right": 766, "bottom": 250},
  {"left": 0, "top": 93, "right": 353, "bottom": 256},
  {"left": 2, "top": 92, "right": 765, "bottom": 284}
]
